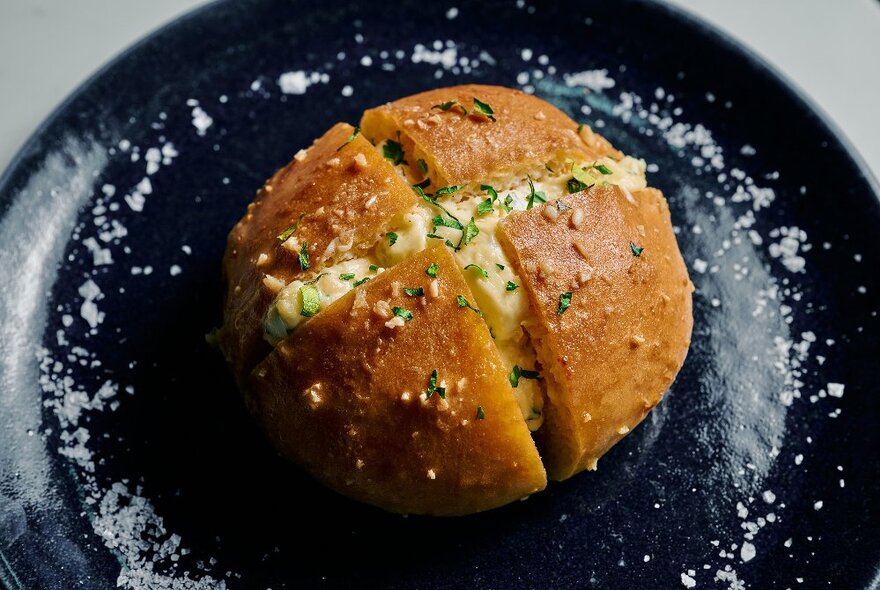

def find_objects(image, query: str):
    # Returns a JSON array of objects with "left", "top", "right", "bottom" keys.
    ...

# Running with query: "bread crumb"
[
  {"left": 263, "top": 184, "right": 274, "bottom": 193},
  {"left": 262, "top": 274, "right": 285, "bottom": 293},
  {"left": 281, "top": 236, "right": 300, "bottom": 253},
  {"left": 327, "top": 157, "right": 341, "bottom": 168},
  {"left": 390, "top": 281, "right": 401, "bottom": 297},
  {"left": 429, "top": 279, "right": 440, "bottom": 298},
  {"left": 400, "top": 391, "right": 412, "bottom": 402},
  {"left": 573, "top": 240, "right": 590, "bottom": 261},
  {"left": 385, "top": 315, "right": 406, "bottom": 329},
  {"left": 460, "top": 419, "right": 470, "bottom": 426},
  {"left": 355, "top": 459, "right": 365, "bottom": 469},
  {"left": 582, "top": 412, "right": 592, "bottom": 422},
  {"left": 617, "top": 425, "right": 630, "bottom": 435},
  {"left": 571, "top": 208, "right": 585, "bottom": 229},
  {"left": 256, "top": 253, "right": 269, "bottom": 266},
  {"left": 427, "top": 469, "right": 436, "bottom": 480},
  {"left": 427, "top": 113, "right": 442, "bottom": 125},
  {"left": 365, "top": 195, "right": 378, "bottom": 209},
  {"left": 351, "top": 287, "right": 368, "bottom": 311},
  {"left": 294, "top": 148, "right": 308, "bottom": 162},
  {"left": 534, "top": 110, "right": 546, "bottom": 121},
  {"left": 537, "top": 260, "right": 553, "bottom": 279},
  {"left": 637, "top": 224, "right": 646, "bottom": 237},
  {"left": 630, "top": 334, "right": 646, "bottom": 347},
  {"left": 542, "top": 203, "right": 559, "bottom": 221},
  {"left": 403, "top": 118, "right": 415, "bottom": 127},
  {"left": 373, "top": 299, "right": 392, "bottom": 319},
  {"left": 353, "top": 153, "right": 368, "bottom": 169},
  {"left": 457, "top": 377, "right": 467, "bottom": 391}
]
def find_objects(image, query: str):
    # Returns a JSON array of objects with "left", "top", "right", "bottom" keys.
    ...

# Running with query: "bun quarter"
[{"left": 219, "top": 84, "right": 693, "bottom": 515}]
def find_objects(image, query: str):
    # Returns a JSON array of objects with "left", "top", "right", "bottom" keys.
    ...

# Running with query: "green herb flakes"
[
  {"left": 509, "top": 365, "right": 541, "bottom": 388},
  {"left": 336, "top": 126, "right": 360, "bottom": 151},
  {"left": 392, "top": 306, "right": 413, "bottom": 321},
  {"left": 435, "top": 185, "right": 464, "bottom": 197},
  {"left": 383, "top": 139, "right": 406, "bottom": 166},
  {"left": 495, "top": 263, "right": 505, "bottom": 271},
  {"left": 417, "top": 158, "right": 429, "bottom": 175},
  {"left": 630, "top": 241, "right": 644, "bottom": 257},
  {"left": 472, "top": 97, "right": 496, "bottom": 121},
  {"left": 557, "top": 291, "right": 572, "bottom": 315},
  {"left": 464, "top": 264, "right": 489, "bottom": 278},
  {"left": 432, "top": 214, "right": 463, "bottom": 230},
  {"left": 352, "top": 277, "right": 370, "bottom": 287},
  {"left": 593, "top": 163, "right": 613, "bottom": 175},
  {"left": 476, "top": 406, "right": 485, "bottom": 420},
  {"left": 426, "top": 262, "right": 439, "bottom": 278},
  {"left": 571, "top": 163, "right": 597, "bottom": 189},
  {"left": 431, "top": 100, "right": 467, "bottom": 117},
  {"left": 456, "top": 295, "right": 483, "bottom": 316},
  {"left": 387, "top": 232, "right": 399, "bottom": 246},
  {"left": 369, "top": 264, "right": 379, "bottom": 272},
  {"left": 277, "top": 212, "right": 306, "bottom": 241},
  {"left": 461, "top": 218, "right": 479, "bottom": 247},
  {"left": 298, "top": 242, "right": 310, "bottom": 271},
  {"left": 404, "top": 287, "right": 424, "bottom": 297},
  {"left": 526, "top": 175, "right": 547, "bottom": 210},
  {"left": 481, "top": 184, "right": 498, "bottom": 200},
  {"left": 426, "top": 369, "right": 446, "bottom": 399},
  {"left": 476, "top": 197, "right": 494, "bottom": 216},
  {"left": 567, "top": 178, "right": 588, "bottom": 194},
  {"left": 506, "top": 281, "right": 519, "bottom": 291},
  {"left": 299, "top": 284, "right": 321, "bottom": 317},
  {"left": 339, "top": 272, "right": 355, "bottom": 281}
]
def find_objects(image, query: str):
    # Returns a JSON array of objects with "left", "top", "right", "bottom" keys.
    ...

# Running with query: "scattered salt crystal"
[
  {"left": 191, "top": 106, "right": 213, "bottom": 136},
  {"left": 740, "top": 542, "right": 756, "bottom": 562},
  {"left": 826, "top": 383, "right": 845, "bottom": 398},
  {"left": 681, "top": 572, "right": 697, "bottom": 588}
]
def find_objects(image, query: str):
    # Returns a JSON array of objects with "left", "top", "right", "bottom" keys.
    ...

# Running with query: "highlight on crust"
[{"left": 218, "top": 84, "right": 693, "bottom": 515}]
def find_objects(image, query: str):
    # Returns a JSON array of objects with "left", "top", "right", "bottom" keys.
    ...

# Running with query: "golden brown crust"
[
  {"left": 246, "top": 246, "right": 547, "bottom": 515},
  {"left": 360, "top": 84, "right": 620, "bottom": 188},
  {"left": 497, "top": 186, "right": 693, "bottom": 480},
  {"left": 219, "top": 123, "right": 416, "bottom": 383}
]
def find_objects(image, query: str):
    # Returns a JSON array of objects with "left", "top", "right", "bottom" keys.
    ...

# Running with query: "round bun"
[{"left": 219, "top": 85, "right": 692, "bottom": 515}]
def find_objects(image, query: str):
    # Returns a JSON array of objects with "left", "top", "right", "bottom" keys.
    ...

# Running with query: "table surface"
[{"left": 1, "top": 0, "right": 878, "bottom": 181}]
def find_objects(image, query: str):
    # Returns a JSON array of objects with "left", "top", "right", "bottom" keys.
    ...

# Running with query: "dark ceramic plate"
[{"left": 1, "top": 0, "right": 878, "bottom": 588}]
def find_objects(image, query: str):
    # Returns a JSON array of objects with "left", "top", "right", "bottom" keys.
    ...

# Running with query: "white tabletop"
[{"left": 1, "top": 0, "right": 878, "bottom": 181}]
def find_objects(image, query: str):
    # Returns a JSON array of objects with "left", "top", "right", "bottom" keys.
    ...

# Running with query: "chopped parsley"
[
  {"left": 495, "top": 263, "right": 505, "bottom": 271},
  {"left": 456, "top": 294, "right": 483, "bottom": 316},
  {"left": 508, "top": 365, "right": 540, "bottom": 388},
  {"left": 299, "top": 284, "right": 321, "bottom": 317},
  {"left": 277, "top": 212, "right": 306, "bottom": 241},
  {"left": 352, "top": 277, "right": 370, "bottom": 287},
  {"left": 435, "top": 185, "right": 464, "bottom": 197},
  {"left": 392, "top": 306, "right": 413, "bottom": 321},
  {"left": 557, "top": 291, "right": 572, "bottom": 315},
  {"left": 506, "top": 281, "right": 519, "bottom": 291},
  {"left": 417, "top": 158, "right": 429, "bottom": 175},
  {"left": 526, "top": 175, "right": 547, "bottom": 210},
  {"left": 432, "top": 214, "right": 463, "bottom": 230},
  {"left": 386, "top": 232, "right": 399, "bottom": 246},
  {"left": 567, "top": 178, "right": 589, "bottom": 194},
  {"left": 416, "top": 187, "right": 462, "bottom": 226},
  {"left": 476, "top": 197, "right": 494, "bottom": 216},
  {"left": 339, "top": 272, "right": 355, "bottom": 281},
  {"left": 476, "top": 406, "right": 485, "bottom": 420},
  {"left": 298, "top": 242, "right": 310, "bottom": 271},
  {"left": 426, "top": 262, "right": 439, "bottom": 278},
  {"left": 571, "top": 163, "right": 598, "bottom": 189},
  {"left": 461, "top": 218, "right": 479, "bottom": 247},
  {"left": 593, "top": 163, "right": 613, "bottom": 175},
  {"left": 472, "top": 97, "right": 496, "bottom": 121},
  {"left": 630, "top": 241, "right": 644, "bottom": 257},
  {"left": 336, "top": 126, "right": 360, "bottom": 151},
  {"left": 426, "top": 369, "right": 446, "bottom": 399},
  {"left": 383, "top": 139, "right": 406, "bottom": 166},
  {"left": 500, "top": 194, "right": 514, "bottom": 213},
  {"left": 464, "top": 263, "right": 489, "bottom": 278},
  {"left": 431, "top": 100, "right": 467, "bottom": 117},
  {"left": 369, "top": 264, "right": 380, "bottom": 272},
  {"left": 481, "top": 184, "right": 498, "bottom": 200},
  {"left": 404, "top": 287, "right": 424, "bottom": 297}
]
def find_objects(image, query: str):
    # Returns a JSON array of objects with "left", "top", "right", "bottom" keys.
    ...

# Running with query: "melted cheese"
[{"left": 263, "top": 150, "right": 647, "bottom": 430}]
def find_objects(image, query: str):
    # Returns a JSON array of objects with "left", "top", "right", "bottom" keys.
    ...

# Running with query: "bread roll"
[{"left": 219, "top": 85, "right": 693, "bottom": 515}]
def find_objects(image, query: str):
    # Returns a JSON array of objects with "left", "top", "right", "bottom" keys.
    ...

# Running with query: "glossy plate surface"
[{"left": 0, "top": 1, "right": 878, "bottom": 588}]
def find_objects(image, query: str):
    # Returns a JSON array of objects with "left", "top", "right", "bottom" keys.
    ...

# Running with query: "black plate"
[{"left": 1, "top": 0, "right": 878, "bottom": 588}]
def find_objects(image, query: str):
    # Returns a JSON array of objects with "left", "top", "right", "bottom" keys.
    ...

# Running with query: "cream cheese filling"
[{"left": 263, "top": 142, "right": 647, "bottom": 431}]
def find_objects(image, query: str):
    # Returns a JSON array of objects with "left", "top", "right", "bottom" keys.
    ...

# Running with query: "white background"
[{"left": 1, "top": 0, "right": 878, "bottom": 180}]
